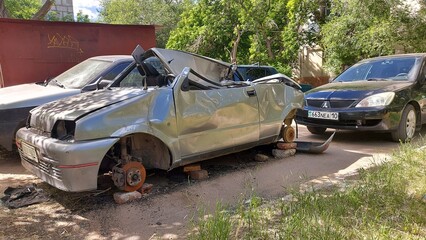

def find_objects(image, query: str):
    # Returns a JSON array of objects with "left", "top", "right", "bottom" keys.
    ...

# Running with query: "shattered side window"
[
  {"left": 145, "top": 57, "right": 166, "bottom": 75},
  {"left": 119, "top": 67, "right": 145, "bottom": 87}
]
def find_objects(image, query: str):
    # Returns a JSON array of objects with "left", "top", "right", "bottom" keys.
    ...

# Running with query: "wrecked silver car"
[{"left": 16, "top": 46, "right": 304, "bottom": 192}]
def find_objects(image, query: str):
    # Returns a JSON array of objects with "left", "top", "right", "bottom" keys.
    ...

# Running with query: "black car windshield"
[
  {"left": 48, "top": 59, "right": 112, "bottom": 89},
  {"left": 334, "top": 56, "right": 422, "bottom": 82}
]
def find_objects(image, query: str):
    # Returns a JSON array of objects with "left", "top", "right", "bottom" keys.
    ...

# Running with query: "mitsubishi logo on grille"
[{"left": 321, "top": 101, "right": 330, "bottom": 108}]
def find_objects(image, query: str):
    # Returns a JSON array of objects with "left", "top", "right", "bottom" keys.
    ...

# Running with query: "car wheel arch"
[
  {"left": 405, "top": 101, "right": 422, "bottom": 129},
  {"left": 391, "top": 103, "right": 418, "bottom": 142},
  {"left": 98, "top": 132, "right": 173, "bottom": 177}
]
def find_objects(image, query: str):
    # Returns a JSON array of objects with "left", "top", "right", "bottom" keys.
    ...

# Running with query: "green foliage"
[
  {"left": 321, "top": 0, "right": 426, "bottom": 74},
  {"left": 4, "top": 0, "right": 82, "bottom": 22},
  {"left": 61, "top": 14, "right": 74, "bottom": 22},
  {"left": 4, "top": 0, "right": 41, "bottom": 19},
  {"left": 99, "top": 0, "right": 185, "bottom": 47},
  {"left": 168, "top": 0, "right": 320, "bottom": 74},
  {"left": 45, "top": 11, "right": 60, "bottom": 21},
  {"left": 190, "top": 141, "right": 426, "bottom": 238},
  {"left": 189, "top": 203, "right": 233, "bottom": 240},
  {"left": 99, "top": 0, "right": 141, "bottom": 24},
  {"left": 167, "top": 0, "right": 239, "bottom": 61},
  {"left": 76, "top": 10, "right": 90, "bottom": 23},
  {"left": 45, "top": 11, "right": 75, "bottom": 22}
]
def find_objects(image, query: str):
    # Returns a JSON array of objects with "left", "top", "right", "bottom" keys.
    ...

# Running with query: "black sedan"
[{"left": 296, "top": 53, "right": 426, "bottom": 142}]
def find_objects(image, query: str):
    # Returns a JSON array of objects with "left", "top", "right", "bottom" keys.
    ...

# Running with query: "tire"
[
  {"left": 307, "top": 126, "right": 327, "bottom": 135},
  {"left": 281, "top": 126, "right": 296, "bottom": 143},
  {"left": 391, "top": 104, "right": 416, "bottom": 142}
]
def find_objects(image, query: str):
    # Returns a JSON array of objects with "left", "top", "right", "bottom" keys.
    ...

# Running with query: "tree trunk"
[
  {"left": 0, "top": 0, "right": 9, "bottom": 18},
  {"left": 32, "top": 0, "right": 55, "bottom": 20},
  {"left": 231, "top": 27, "right": 242, "bottom": 64},
  {"left": 266, "top": 37, "right": 274, "bottom": 60}
]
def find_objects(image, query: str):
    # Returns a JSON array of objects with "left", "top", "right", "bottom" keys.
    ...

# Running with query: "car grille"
[
  {"left": 296, "top": 116, "right": 382, "bottom": 127},
  {"left": 307, "top": 100, "right": 356, "bottom": 108},
  {"left": 30, "top": 128, "right": 51, "bottom": 138},
  {"left": 19, "top": 150, "right": 62, "bottom": 180}
]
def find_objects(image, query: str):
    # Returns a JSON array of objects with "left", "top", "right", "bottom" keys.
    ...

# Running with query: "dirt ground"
[{"left": 0, "top": 126, "right": 404, "bottom": 239}]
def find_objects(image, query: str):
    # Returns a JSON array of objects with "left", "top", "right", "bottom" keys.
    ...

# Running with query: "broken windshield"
[{"left": 49, "top": 59, "right": 112, "bottom": 89}]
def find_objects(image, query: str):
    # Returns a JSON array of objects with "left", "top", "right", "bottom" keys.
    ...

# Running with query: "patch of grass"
[
  {"left": 190, "top": 142, "right": 426, "bottom": 239},
  {"left": 189, "top": 203, "right": 233, "bottom": 240}
]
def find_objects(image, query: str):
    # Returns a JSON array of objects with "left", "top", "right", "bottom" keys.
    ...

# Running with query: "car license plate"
[
  {"left": 21, "top": 141, "right": 39, "bottom": 163},
  {"left": 308, "top": 110, "right": 339, "bottom": 120}
]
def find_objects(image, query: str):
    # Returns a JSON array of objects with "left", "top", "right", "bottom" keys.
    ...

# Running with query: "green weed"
[{"left": 190, "top": 142, "right": 426, "bottom": 239}]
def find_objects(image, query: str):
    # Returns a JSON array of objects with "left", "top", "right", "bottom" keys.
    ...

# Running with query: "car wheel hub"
[
  {"left": 406, "top": 110, "right": 416, "bottom": 138},
  {"left": 113, "top": 161, "right": 146, "bottom": 192}
]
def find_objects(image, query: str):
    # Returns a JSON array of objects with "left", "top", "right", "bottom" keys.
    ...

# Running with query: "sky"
[{"left": 73, "top": 0, "right": 101, "bottom": 21}]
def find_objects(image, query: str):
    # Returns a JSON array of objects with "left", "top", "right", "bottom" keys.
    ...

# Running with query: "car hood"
[
  {"left": 306, "top": 80, "right": 412, "bottom": 100},
  {"left": 31, "top": 87, "right": 147, "bottom": 123},
  {"left": 0, "top": 83, "right": 80, "bottom": 110}
]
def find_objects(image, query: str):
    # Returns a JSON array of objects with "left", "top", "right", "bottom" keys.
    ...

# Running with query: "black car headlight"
[{"left": 52, "top": 120, "right": 75, "bottom": 140}]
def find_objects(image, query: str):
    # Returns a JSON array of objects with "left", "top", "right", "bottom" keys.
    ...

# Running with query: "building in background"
[
  {"left": 295, "top": 46, "right": 330, "bottom": 88},
  {"left": 43, "top": 0, "right": 74, "bottom": 20}
]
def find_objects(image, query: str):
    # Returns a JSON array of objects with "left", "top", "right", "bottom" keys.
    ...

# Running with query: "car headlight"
[
  {"left": 52, "top": 120, "right": 75, "bottom": 140},
  {"left": 355, "top": 92, "right": 395, "bottom": 108}
]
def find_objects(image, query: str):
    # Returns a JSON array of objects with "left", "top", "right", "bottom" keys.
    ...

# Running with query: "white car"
[{"left": 0, "top": 55, "right": 132, "bottom": 151}]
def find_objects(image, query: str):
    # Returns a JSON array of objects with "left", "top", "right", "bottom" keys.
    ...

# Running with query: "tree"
[
  {"left": 0, "top": 0, "right": 8, "bottom": 18},
  {"left": 167, "top": 0, "right": 243, "bottom": 62},
  {"left": 167, "top": 0, "right": 319, "bottom": 75},
  {"left": 320, "top": 0, "right": 426, "bottom": 74},
  {"left": 32, "top": 0, "right": 55, "bottom": 20},
  {"left": 0, "top": 0, "right": 77, "bottom": 22},
  {"left": 76, "top": 10, "right": 90, "bottom": 23},
  {"left": 0, "top": 0, "right": 55, "bottom": 20},
  {"left": 1, "top": 0, "right": 41, "bottom": 19},
  {"left": 99, "top": 0, "right": 185, "bottom": 48}
]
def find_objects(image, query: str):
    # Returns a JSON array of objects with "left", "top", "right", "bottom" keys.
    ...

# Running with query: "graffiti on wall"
[{"left": 47, "top": 33, "right": 84, "bottom": 54}]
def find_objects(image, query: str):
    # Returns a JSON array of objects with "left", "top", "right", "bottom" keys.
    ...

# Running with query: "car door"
[{"left": 173, "top": 68, "right": 260, "bottom": 159}]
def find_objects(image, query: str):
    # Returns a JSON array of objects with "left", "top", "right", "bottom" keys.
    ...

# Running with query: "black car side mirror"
[
  {"left": 132, "top": 45, "right": 145, "bottom": 65},
  {"left": 97, "top": 79, "right": 113, "bottom": 89}
]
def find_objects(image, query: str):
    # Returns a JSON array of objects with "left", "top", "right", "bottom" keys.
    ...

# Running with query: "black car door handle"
[{"left": 247, "top": 90, "right": 256, "bottom": 96}]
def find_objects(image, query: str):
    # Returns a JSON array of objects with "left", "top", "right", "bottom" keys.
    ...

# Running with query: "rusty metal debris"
[{"left": 294, "top": 132, "right": 336, "bottom": 154}]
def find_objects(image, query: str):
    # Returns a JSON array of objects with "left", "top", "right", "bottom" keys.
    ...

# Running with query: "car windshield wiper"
[
  {"left": 52, "top": 79, "right": 65, "bottom": 88},
  {"left": 366, "top": 78, "right": 389, "bottom": 81}
]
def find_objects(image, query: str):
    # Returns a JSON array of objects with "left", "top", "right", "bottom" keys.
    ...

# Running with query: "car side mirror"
[
  {"left": 131, "top": 45, "right": 145, "bottom": 65},
  {"left": 181, "top": 76, "right": 189, "bottom": 91},
  {"left": 96, "top": 79, "right": 113, "bottom": 90},
  {"left": 176, "top": 67, "right": 191, "bottom": 91}
]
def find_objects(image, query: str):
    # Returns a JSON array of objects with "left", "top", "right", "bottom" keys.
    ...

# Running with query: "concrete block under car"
[
  {"left": 113, "top": 191, "right": 142, "bottom": 204},
  {"left": 137, "top": 183, "right": 154, "bottom": 194},
  {"left": 183, "top": 164, "right": 201, "bottom": 173},
  {"left": 189, "top": 170, "right": 209, "bottom": 180},
  {"left": 272, "top": 149, "right": 296, "bottom": 159},
  {"left": 276, "top": 142, "right": 297, "bottom": 150}
]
